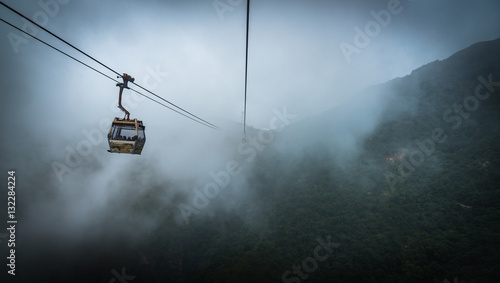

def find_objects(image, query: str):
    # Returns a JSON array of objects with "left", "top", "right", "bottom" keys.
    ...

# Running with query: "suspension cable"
[
  {"left": 0, "top": 1, "right": 220, "bottom": 130},
  {"left": 128, "top": 88, "right": 220, "bottom": 130},
  {"left": 0, "top": 17, "right": 220, "bottom": 130},
  {"left": 131, "top": 82, "right": 220, "bottom": 130},
  {"left": 0, "top": 1, "right": 121, "bottom": 77},
  {"left": 243, "top": 0, "right": 250, "bottom": 139},
  {"left": 0, "top": 18, "right": 119, "bottom": 83}
]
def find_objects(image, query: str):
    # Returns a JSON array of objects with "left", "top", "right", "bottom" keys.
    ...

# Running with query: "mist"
[{"left": 1, "top": 0, "right": 500, "bottom": 282}]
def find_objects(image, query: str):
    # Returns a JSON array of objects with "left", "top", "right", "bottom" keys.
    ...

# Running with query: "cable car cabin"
[{"left": 107, "top": 118, "right": 146, "bottom": 154}]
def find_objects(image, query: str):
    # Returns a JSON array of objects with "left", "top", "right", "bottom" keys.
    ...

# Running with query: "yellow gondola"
[{"left": 107, "top": 74, "right": 146, "bottom": 155}]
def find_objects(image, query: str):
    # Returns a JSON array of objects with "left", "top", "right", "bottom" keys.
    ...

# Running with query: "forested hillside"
[{"left": 18, "top": 39, "right": 500, "bottom": 283}]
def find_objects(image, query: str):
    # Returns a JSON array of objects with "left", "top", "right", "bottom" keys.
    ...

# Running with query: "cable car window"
[{"left": 111, "top": 124, "right": 136, "bottom": 141}]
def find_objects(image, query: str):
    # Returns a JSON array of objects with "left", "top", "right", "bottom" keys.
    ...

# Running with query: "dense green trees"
[{"left": 21, "top": 39, "right": 500, "bottom": 283}]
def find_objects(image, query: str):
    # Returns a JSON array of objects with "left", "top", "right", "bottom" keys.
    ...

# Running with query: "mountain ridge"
[{"left": 276, "top": 37, "right": 500, "bottom": 156}]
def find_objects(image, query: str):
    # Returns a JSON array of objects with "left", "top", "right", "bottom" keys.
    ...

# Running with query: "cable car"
[
  {"left": 108, "top": 118, "right": 146, "bottom": 154},
  {"left": 107, "top": 74, "right": 146, "bottom": 155}
]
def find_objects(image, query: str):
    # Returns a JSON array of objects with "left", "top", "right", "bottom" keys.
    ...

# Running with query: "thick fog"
[{"left": 0, "top": 0, "right": 499, "bottom": 280}]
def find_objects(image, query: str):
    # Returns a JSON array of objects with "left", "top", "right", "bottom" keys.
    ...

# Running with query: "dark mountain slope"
[
  {"left": 13, "top": 39, "right": 500, "bottom": 283},
  {"left": 206, "top": 38, "right": 500, "bottom": 282}
]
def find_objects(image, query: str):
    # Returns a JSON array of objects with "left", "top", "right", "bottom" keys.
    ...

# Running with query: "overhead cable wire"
[
  {"left": 0, "top": 1, "right": 220, "bottom": 130},
  {"left": 0, "top": 18, "right": 119, "bottom": 83},
  {"left": 243, "top": 0, "right": 250, "bottom": 138},
  {"left": 130, "top": 82, "right": 220, "bottom": 130},
  {"left": 0, "top": 17, "right": 220, "bottom": 130},
  {"left": 128, "top": 88, "right": 219, "bottom": 130},
  {"left": 0, "top": 1, "right": 121, "bottom": 77}
]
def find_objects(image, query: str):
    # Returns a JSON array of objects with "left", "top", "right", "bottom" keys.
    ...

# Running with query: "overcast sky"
[
  {"left": 1, "top": 0, "right": 499, "bottom": 132},
  {"left": 0, "top": 0, "right": 500, "bottom": 267}
]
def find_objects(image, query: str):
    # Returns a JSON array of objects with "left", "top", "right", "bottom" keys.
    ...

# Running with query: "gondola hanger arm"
[{"left": 116, "top": 73, "right": 135, "bottom": 120}]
